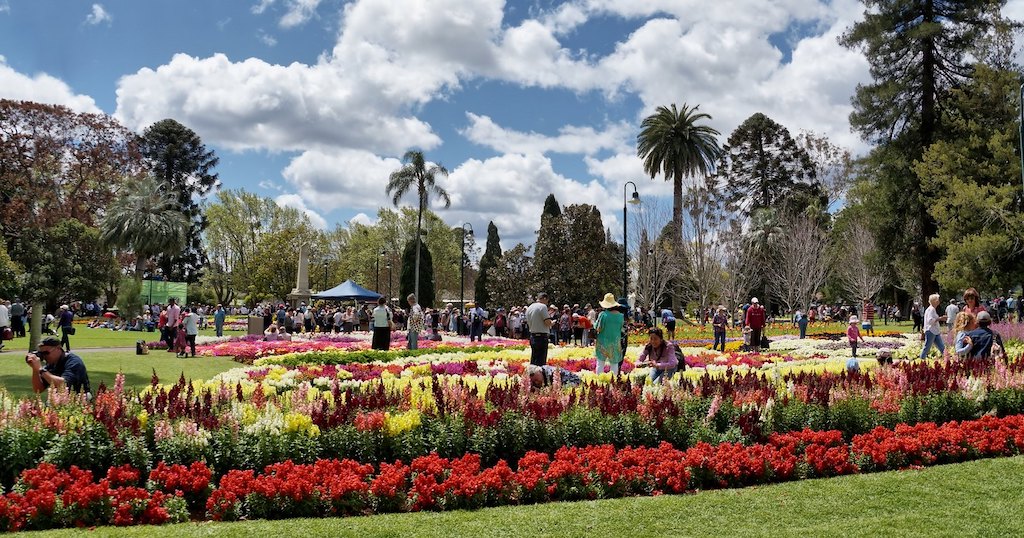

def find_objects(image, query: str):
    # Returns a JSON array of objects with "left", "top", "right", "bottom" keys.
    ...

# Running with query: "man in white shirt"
[
  {"left": 180, "top": 307, "right": 200, "bottom": 357},
  {"left": 526, "top": 293, "right": 554, "bottom": 366},
  {"left": 944, "top": 299, "right": 959, "bottom": 336}
]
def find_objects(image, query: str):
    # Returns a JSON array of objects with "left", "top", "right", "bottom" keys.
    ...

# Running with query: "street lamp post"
[
  {"left": 386, "top": 263, "right": 393, "bottom": 302},
  {"left": 322, "top": 261, "right": 328, "bottom": 293},
  {"left": 376, "top": 249, "right": 385, "bottom": 292},
  {"left": 460, "top": 223, "right": 474, "bottom": 311},
  {"left": 622, "top": 182, "right": 640, "bottom": 301}
]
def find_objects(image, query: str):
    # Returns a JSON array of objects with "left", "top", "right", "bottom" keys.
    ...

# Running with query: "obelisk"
[{"left": 287, "top": 244, "right": 312, "bottom": 306}]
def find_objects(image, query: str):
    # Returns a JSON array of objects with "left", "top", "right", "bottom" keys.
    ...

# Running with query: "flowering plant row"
[
  {"left": 3, "top": 414, "right": 1023, "bottom": 532},
  {"left": 3, "top": 358, "right": 1024, "bottom": 484},
  {"left": 0, "top": 463, "right": 197, "bottom": 532}
]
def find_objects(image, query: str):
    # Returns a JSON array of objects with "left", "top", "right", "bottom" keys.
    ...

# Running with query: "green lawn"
[
  {"left": 1, "top": 327, "right": 247, "bottom": 353},
  {"left": 0, "top": 350, "right": 239, "bottom": 397},
  {"left": 21, "top": 456, "right": 1024, "bottom": 537}
]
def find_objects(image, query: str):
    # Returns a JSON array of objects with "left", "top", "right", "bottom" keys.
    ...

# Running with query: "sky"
[{"left": 2, "top": 0, "right": 1022, "bottom": 249}]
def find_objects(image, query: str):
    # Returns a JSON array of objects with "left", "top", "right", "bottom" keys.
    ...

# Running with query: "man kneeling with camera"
[{"left": 26, "top": 335, "right": 91, "bottom": 396}]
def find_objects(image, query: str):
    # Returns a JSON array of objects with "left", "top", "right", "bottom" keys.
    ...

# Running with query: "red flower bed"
[{"left": 3, "top": 415, "right": 1023, "bottom": 532}]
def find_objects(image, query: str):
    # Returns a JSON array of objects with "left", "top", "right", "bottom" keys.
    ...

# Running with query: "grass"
[
  {"left": 0, "top": 327, "right": 248, "bottom": 353},
  {"left": 0, "top": 350, "right": 239, "bottom": 397},
  {"left": 20, "top": 455, "right": 1024, "bottom": 537}
]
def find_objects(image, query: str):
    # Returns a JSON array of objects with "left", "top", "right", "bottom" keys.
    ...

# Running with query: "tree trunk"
[
  {"left": 135, "top": 253, "right": 147, "bottom": 280},
  {"left": 672, "top": 177, "right": 683, "bottom": 243},
  {"left": 29, "top": 301, "right": 43, "bottom": 351},
  {"left": 918, "top": 0, "right": 939, "bottom": 303},
  {"left": 414, "top": 192, "right": 423, "bottom": 301}
]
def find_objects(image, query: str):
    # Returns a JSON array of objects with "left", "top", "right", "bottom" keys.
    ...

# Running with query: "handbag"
[
  {"left": 65, "top": 326, "right": 76, "bottom": 335},
  {"left": 2, "top": 327, "right": 12, "bottom": 341}
]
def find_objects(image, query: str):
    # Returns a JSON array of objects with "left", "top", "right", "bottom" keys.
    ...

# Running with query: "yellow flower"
[
  {"left": 284, "top": 412, "right": 320, "bottom": 436},
  {"left": 384, "top": 409, "right": 422, "bottom": 437},
  {"left": 137, "top": 410, "right": 148, "bottom": 430}
]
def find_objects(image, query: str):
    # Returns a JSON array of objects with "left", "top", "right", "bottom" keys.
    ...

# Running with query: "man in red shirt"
[{"left": 745, "top": 297, "right": 767, "bottom": 352}]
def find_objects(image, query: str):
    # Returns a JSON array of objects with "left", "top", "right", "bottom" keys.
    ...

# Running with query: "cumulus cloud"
[
  {"left": 85, "top": 3, "right": 112, "bottom": 25},
  {"left": 349, "top": 213, "right": 376, "bottom": 226},
  {"left": 0, "top": 56, "right": 101, "bottom": 113},
  {"left": 462, "top": 113, "right": 632, "bottom": 156},
  {"left": 280, "top": 149, "right": 402, "bottom": 213},
  {"left": 0, "top": 2, "right": 10, "bottom": 14},
  {"left": 257, "top": 29, "right": 277, "bottom": 47},
  {"left": 113, "top": 0, "right": 885, "bottom": 245},
  {"left": 443, "top": 152, "right": 622, "bottom": 247},
  {"left": 274, "top": 193, "right": 328, "bottom": 229}
]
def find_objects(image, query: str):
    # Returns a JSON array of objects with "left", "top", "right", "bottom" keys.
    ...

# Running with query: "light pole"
[
  {"left": 376, "top": 249, "right": 385, "bottom": 292},
  {"left": 386, "top": 263, "right": 393, "bottom": 302},
  {"left": 460, "top": 223, "right": 474, "bottom": 311},
  {"left": 622, "top": 181, "right": 640, "bottom": 301},
  {"left": 322, "top": 261, "right": 328, "bottom": 293}
]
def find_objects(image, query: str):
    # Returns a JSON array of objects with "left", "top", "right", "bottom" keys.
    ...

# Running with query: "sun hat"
[
  {"left": 751, "top": 297, "right": 759, "bottom": 304},
  {"left": 599, "top": 293, "right": 618, "bottom": 309},
  {"left": 849, "top": 315, "right": 859, "bottom": 324}
]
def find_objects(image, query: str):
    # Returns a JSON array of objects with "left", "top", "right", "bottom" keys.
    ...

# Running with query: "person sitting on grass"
[
  {"left": 526, "top": 364, "right": 581, "bottom": 390},
  {"left": 636, "top": 327, "right": 678, "bottom": 384},
  {"left": 25, "top": 335, "right": 91, "bottom": 396}
]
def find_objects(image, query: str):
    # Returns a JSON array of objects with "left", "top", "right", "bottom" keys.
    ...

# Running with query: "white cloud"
[
  {"left": 0, "top": 2, "right": 10, "bottom": 14},
  {"left": 252, "top": 0, "right": 324, "bottom": 28},
  {"left": 444, "top": 152, "right": 622, "bottom": 247},
  {"left": 462, "top": 113, "right": 632, "bottom": 156},
  {"left": 112, "top": 0, "right": 884, "bottom": 246},
  {"left": 257, "top": 30, "right": 277, "bottom": 47},
  {"left": 274, "top": 193, "right": 328, "bottom": 229},
  {"left": 349, "top": 213, "right": 376, "bottom": 226},
  {"left": 115, "top": 53, "right": 441, "bottom": 155},
  {"left": 85, "top": 3, "right": 112, "bottom": 25},
  {"left": 0, "top": 56, "right": 101, "bottom": 113},
  {"left": 281, "top": 149, "right": 402, "bottom": 213}
]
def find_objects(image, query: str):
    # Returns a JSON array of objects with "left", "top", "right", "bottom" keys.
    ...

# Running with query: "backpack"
[{"left": 673, "top": 342, "right": 686, "bottom": 371}]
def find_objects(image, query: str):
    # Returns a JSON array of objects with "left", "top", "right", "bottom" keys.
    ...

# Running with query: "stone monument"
[{"left": 286, "top": 244, "right": 312, "bottom": 307}]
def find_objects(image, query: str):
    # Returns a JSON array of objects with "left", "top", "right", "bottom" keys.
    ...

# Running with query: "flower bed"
[
  {"left": 2, "top": 414, "right": 1022, "bottom": 532},
  {"left": 3, "top": 358, "right": 1024, "bottom": 489}
]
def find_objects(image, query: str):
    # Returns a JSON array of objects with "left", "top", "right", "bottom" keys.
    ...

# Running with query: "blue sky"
[{"left": 0, "top": 0, "right": 896, "bottom": 247}]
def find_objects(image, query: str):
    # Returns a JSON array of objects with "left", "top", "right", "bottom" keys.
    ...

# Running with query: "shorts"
[
  {"left": 861, "top": 322, "right": 871, "bottom": 330},
  {"left": 665, "top": 320, "right": 676, "bottom": 332}
]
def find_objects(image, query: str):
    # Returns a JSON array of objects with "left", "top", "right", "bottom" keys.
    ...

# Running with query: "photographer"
[{"left": 26, "top": 336, "right": 91, "bottom": 395}]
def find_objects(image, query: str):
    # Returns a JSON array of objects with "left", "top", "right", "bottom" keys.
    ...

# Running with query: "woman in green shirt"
[{"left": 595, "top": 293, "right": 625, "bottom": 375}]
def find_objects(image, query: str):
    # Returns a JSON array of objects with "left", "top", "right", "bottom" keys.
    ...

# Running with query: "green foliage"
[
  {"left": 532, "top": 194, "right": 570, "bottom": 301},
  {"left": 717, "top": 112, "right": 821, "bottom": 217},
  {"left": 486, "top": 243, "right": 533, "bottom": 308},
  {"left": 636, "top": 103, "right": 722, "bottom": 232},
  {"left": 475, "top": 221, "right": 502, "bottom": 308},
  {"left": 840, "top": 0, "right": 1010, "bottom": 297},
  {"left": 916, "top": 64, "right": 1024, "bottom": 293},
  {"left": 386, "top": 151, "right": 451, "bottom": 300},
  {"left": 11, "top": 219, "right": 117, "bottom": 307},
  {"left": 100, "top": 176, "right": 189, "bottom": 279},
  {"left": 115, "top": 277, "right": 144, "bottom": 319},
  {"left": 400, "top": 238, "right": 435, "bottom": 307},
  {"left": 0, "top": 242, "right": 23, "bottom": 299},
  {"left": 141, "top": 119, "right": 220, "bottom": 283},
  {"left": 42, "top": 421, "right": 113, "bottom": 476}
]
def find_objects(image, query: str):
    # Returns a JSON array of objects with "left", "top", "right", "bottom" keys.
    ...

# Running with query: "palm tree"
[
  {"left": 637, "top": 103, "right": 722, "bottom": 238},
  {"left": 386, "top": 151, "right": 451, "bottom": 299},
  {"left": 100, "top": 177, "right": 189, "bottom": 279}
]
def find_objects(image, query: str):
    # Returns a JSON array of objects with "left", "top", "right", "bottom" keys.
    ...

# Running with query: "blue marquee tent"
[{"left": 312, "top": 279, "right": 382, "bottom": 301}]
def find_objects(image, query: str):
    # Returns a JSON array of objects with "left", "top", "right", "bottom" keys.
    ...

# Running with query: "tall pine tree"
[
  {"left": 140, "top": 119, "right": 220, "bottom": 283},
  {"left": 475, "top": 221, "right": 502, "bottom": 308},
  {"left": 840, "top": 0, "right": 1009, "bottom": 298},
  {"left": 717, "top": 113, "right": 820, "bottom": 218}
]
